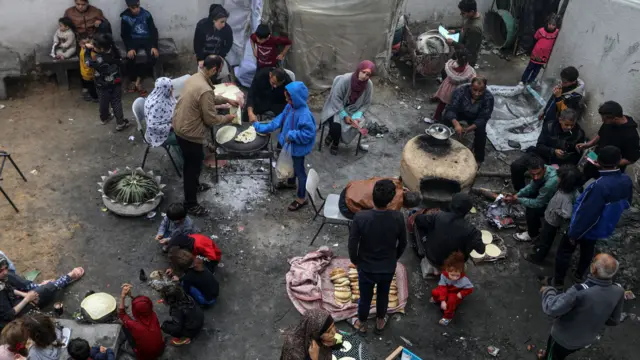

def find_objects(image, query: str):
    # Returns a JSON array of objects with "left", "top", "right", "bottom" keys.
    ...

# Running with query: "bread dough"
[
  {"left": 216, "top": 126, "right": 237, "bottom": 144},
  {"left": 485, "top": 243, "right": 502, "bottom": 257},
  {"left": 235, "top": 126, "right": 257, "bottom": 143},
  {"left": 470, "top": 250, "right": 484, "bottom": 259},
  {"left": 481, "top": 230, "right": 493, "bottom": 244},
  {"left": 230, "top": 106, "right": 242, "bottom": 125}
]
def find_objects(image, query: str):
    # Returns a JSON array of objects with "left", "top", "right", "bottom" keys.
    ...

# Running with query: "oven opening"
[{"left": 420, "top": 177, "right": 461, "bottom": 204}]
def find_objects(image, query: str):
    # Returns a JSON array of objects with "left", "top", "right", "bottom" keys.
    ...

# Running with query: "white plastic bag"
[{"left": 276, "top": 145, "right": 294, "bottom": 180}]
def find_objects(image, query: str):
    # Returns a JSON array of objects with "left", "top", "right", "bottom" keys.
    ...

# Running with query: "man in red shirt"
[{"left": 250, "top": 24, "right": 292, "bottom": 69}]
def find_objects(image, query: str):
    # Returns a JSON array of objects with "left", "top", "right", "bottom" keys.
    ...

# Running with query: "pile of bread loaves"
[{"left": 330, "top": 264, "right": 399, "bottom": 307}]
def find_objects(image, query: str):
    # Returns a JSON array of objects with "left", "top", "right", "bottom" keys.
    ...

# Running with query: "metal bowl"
[{"left": 425, "top": 123, "right": 453, "bottom": 140}]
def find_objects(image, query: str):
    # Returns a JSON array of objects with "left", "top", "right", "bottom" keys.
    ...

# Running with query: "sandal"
[
  {"left": 374, "top": 315, "right": 389, "bottom": 334},
  {"left": 170, "top": 337, "right": 191, "bottom": 346},
  {"left": 68, "top": 267, "right": 85, "bottom": 282},
  {"left": 288, "top": 200, "right": 308, "bottom": 211},
  {"left": 196, "top": 183, "right": 212, "bottom": 193},
  {"left": 347, "top": 317, "right": 367, "bottom": 334},
  {"left": 330, "top": 145, "right": 338, "bottom": 156},
  {"left": 115, "top": 119, "right": 131, "bottom": 132},
  {"left": 187, "top": 205, "right": 210, "bottom": 217},
  {"left": 127, "top": 83, "right": 137, "bottom": 93}
]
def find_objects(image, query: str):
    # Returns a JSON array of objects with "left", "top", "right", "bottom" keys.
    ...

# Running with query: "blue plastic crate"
[{"left": 401, "top": 348, "right": 423, "bottom": 360}]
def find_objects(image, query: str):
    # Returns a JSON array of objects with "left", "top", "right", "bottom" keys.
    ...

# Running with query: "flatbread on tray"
[
  {"left": 216, "top": 125, "right": 237, "bottom": 144},
  {"left": 235, "top": 126, "right": 257, "bottom": 143}
]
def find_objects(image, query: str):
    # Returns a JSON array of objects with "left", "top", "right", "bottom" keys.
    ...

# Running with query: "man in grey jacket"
[{"left": 540, "top": 253, "right": 624, "bottom": 359}]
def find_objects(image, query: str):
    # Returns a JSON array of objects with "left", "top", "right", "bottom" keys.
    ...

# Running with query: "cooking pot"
[{"left": 425, "top": 123, "right": 453, "bottom": 145}]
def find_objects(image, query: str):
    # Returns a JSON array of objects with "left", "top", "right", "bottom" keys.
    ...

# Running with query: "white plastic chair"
[
  {"left": 306, "top": 169, "right": 352, "bottom": 245},
  {"left": 132, "top": 97, "right": 181, "bottom": 177}
]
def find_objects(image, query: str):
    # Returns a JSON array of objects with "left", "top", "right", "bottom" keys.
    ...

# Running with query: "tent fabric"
[
  {"left": 234, "top": 0, "right": 265, "bottom": 87},
  {"left": 285, "top": 0, "right": 402, "bottom": 89}
]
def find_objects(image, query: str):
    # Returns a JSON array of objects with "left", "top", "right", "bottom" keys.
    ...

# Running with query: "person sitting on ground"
[
  {"left": 0, "top": 255, "right": 84, "bottom": 329},
  {"left": 280, "top": 309, "right": 337, "bottom": 360},
  {"left": 0, "top": 319, "right": 28, "bottom": 360},
  {"left": 339, "top": 177, "right": 421, "bottom": 219},
  {"left": 519, "top": 15, "right": 558, "bottom": 85},
  {"left": 118, "top": 284, "right": 165, "bottom": 360},
  {"left": 166, "top": 234, "right": 221, "bottom": 274},
  {"left": 430, "top": 252, "right": 474, "bottom": 326},
  {"left": 320, "top": 60, "right": 375, "bottom": 155},
  {"left": 159, "top": 285, "right": 204, "bottom": 347},
  {"left": 250, "top": 24, "right": 292, "bottom": 70},
  {"left": 246, "top": 67, "right": 292, "bottom": 123},
  {"left": 577, "top": 101, "right": 640, "bottom": 181},
  {"left": 540, "top": 66, "right": 585, "bottom": 123},
  {"left": 67, "top": 338, "right": 114, "bottom": 360},
  {"left": 510, "top": 108, "right": 585, "bottom": 191},
  {"left": 441, "top": 77, "right": 494, "bottom": 164},
  {"left": 169, "top": 249, "right": 219, "bottom": 306},
  {"left": 120, "top": 0, "right": 159, "bottom": 96},
  {"left": 172, "top": 55, "right": 238, "bottom": 216},
  {"left": 540, "top": 253, "right": 624, "bottom": 359},
  {"left": 446, "top": 0, "right": 484, "bottom": 67},
  {"left": 253, "top": 82, "right": 316, "bottom": 211},
  {"left": 51, "top": 17, "right": 76, "bottom": 60},
  {"left": 63, "top": 0, "right": 106, "bottom": 40},
  {"left": 24, "top": 314, "right": 64, "bottom": 360},
  {"left": 415, "top": 193, "right": 485, "bottom": 276},
  {"left": 547, "top": 146, "right": 632, "bottom": 288},
  {"left": 429, "top": 49, "right": 476, "bottom": 123},
  {"left": 525, "top": 165, "right": 582, "bottom": 265},
  {"left": 348, "top": 180, "right": 407, "bottom": 334},
  {"left": 506, "top": 156, "right": 558, "bottom": 243},
  {"left": 155, "top": 203, "right": 198, "bottom": 251}
]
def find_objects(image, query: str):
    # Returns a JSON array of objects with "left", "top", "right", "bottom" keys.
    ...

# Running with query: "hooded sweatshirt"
[
  {"left": 120, "top": 7, "right": 159, "bottom": 50},
  {"left": 118, "top": 296, "right": 165, "bottom": 360},
  {"left": 597, "top": 116, "right": 640, "bottom": 164},
  {"left": 253, "top": 82, "right": 317, "bottom": 157},
  {"left": 542, "top": 79, "right": 586, "bottom": 123},
  {"left": 193, "top": 4, "right": 234, "bottom": 61},
  {"left": 530, "top": 27, "right": 559, "bottom": 64},
  {"left": 28, "top": 345, "right": 62, "bottom": 360}
]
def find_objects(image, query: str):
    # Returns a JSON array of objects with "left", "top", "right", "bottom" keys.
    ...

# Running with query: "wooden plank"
[{"left": 385, "top": 346, "right": 405, "bottom": 360}]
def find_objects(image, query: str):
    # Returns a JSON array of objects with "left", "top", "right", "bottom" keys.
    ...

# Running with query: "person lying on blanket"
[{"left": 338, "top": 177, "right": 421, "bottom": 219}]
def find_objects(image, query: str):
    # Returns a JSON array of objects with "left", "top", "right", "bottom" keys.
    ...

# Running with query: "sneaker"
[
  {"left": 115, "top": 119, "right": 130, "bottom": 132},
  {"left": 438, "top": 318, "right": 451, "bottom": 326},
  {"left": 514, "top": 232, "right": 532, "bottom": 242},
  {"left": 170, "top": 337, "right": 191, "bottom": 346},
  {"left": 187, "top": 205, "right": 209, "bottom": 217}
]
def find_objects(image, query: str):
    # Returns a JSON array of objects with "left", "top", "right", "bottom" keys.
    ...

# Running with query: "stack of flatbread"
[
  {"left": 348, "top": 264, "right": 359, "bottom": 303},
  {"left": 346, "top": 264, "right": 398, "bottom": 308},
  {"left": 330, "top": 268, "right": 351, "bottom": 305},
  {"left": 470, "top": 230, "right": 502, "bottom": 259},
  {"left": 389, "top": 274, "right": 399, "bottom": 308}
]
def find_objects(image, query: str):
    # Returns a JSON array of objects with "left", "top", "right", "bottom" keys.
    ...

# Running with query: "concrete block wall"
[{"left": 544, "top": 0, "right": 640, "bottom": 183}]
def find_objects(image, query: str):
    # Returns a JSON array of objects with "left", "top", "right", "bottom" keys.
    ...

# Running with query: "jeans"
[
  {"left": 530, "top": 220, "right": 559, "bottom": 262},
  {"left": 287, "top": 156, "right": 307, "bottom": 199},
  {"left": 338, "top": 188, "right": 355, "bottom": 219},
  {"left": 96, "top": 85, "right": 124, "bottom": 124},
  {"left": 8, "top": 273, "right": 72, "bottom": 308},
  {"left": 544, "top": 335, "right": 579, "bottom": 360},
  {"left": 553, "top": 234, "right": 596, "bottom": 286},
  {"left": 357, "top": 270, "right": 394, "bottom": 322},
  {"left": 521, "top": 61, "right": 543, "bottom": 84},
  {"left": 176, "top": 136, "right": 204, "bottom": 209},
  {"left": 525, "top": 206, "right": 546, "bottom": 238}
]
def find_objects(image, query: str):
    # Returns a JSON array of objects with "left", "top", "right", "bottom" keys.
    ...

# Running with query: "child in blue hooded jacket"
[{"left": 253, "top": 81, "right": 316, "bottom": 211}]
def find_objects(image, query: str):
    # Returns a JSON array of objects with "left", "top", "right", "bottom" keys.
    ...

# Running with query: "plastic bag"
[{"left": 276, "top": 145, "right": 294, "bottom": 180}]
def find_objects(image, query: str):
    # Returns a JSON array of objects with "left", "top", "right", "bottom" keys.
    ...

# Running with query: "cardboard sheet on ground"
[
  {"left": 485, "top": 84, "right": 549, "bottom": 151},
  {"left": 286, "top": 247, "right": 408, "bottom": 321}
]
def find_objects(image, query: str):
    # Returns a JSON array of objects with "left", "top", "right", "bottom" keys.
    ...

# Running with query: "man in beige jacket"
[{"left": 173, "top": 55, "right": 237, "bottom": 216}]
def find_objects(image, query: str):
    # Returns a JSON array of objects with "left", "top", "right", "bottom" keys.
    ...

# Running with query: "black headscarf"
[
  {"left": 209, "top": 4, "right": 229, "bottom": 21},
  {"left": 280, "top": 309, "right": 333, "bottom": 360},
  {"left": 449, "top": 193, "right": 473, "bottom": 217}
]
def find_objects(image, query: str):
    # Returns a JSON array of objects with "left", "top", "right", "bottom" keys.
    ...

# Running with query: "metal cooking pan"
[{"left": 213, "top": 123, "right": 270, "bottom": 154}]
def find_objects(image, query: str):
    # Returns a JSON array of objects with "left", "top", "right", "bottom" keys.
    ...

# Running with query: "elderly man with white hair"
[{"left": 539, "top": 253, "right": 625, "bottom": 359}]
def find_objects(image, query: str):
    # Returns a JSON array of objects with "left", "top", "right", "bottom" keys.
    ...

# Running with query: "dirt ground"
[{"left": 1, "top": 47, "right": 639, "bottom": 360}]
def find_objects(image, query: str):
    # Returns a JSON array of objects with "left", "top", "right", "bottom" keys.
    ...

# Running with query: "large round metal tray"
[{"left": 215, "top": 123, "right": 270, "bottom": 154}]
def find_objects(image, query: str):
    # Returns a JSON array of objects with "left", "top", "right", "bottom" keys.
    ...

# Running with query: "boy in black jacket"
[
  {"left": 120, "top": 0, "right": 159, "bottom": 95},
  {"left": 86, "top": 33, "right": 130, "bottom": 131}
]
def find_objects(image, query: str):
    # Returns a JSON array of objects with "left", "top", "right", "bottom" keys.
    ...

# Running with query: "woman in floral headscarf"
[
  {"left": 144, "top": 77, "right": 177, "bottom": 147},
  {"left": 320, "top": 60, "right": 375, "bottom": 155},
  {"left": 280, "top": 309, "right": 336, "bottom": 360}
]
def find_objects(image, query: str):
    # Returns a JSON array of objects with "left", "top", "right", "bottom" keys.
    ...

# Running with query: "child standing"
[
  {"left": 431, "top": 49, "right": 476, "bottom": 122},
  {"left": 67, "top": 338, "right": 114, "bottom": 360},
  {"left": 155, "top": 203, "right": 198, "bottom": 251},
  {"left": 86, "top": 33, "right": 130, "bottom": 131},
  {"left": 250, "top": 24, "right": 292, "bottom": 70},
  {"left": 430, "top": 252, "right": 473, "bottom": 326},
  {"left": 524, "top": 166, "right": 581, "bottom": 264},
  {"left": 520, "top": 15, "right": 559, "bottom": 85},
  {"left": 79, "top": 38, "right": 99, "bottom": 102},
  {"left": 51, "top": 17, "right": 76, "bottom": 60}
]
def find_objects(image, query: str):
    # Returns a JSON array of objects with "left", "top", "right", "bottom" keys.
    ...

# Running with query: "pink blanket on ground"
[{"left": 285, "top": 247, "right": 409, "bottom": 321}]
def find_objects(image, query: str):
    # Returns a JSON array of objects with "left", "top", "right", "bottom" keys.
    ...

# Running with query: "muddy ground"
[{"left": 0, "top": 47, "right": 639, "bottom": 359}]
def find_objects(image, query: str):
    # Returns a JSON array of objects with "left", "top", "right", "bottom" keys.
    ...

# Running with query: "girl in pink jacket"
[{"left": 520, "top": 16, "right": 559, "bottom": 85}]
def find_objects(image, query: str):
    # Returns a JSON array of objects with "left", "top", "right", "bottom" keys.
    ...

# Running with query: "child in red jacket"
[
  {"left": 430, "top": 252, "right": 473, "bottom": 326},
  {"left": 167, "top": 234, "right": 222, "bottom": 274},
  {"left": 520, "top": 15, "right": 559, "bottom": 85}
]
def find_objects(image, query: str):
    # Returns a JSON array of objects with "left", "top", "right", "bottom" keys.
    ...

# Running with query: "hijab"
[
  {"left": 209, "top": 4, "right": 229, "bottom": 21},
  {"left": 280, "top": 309, "right": 333, "bottom": 360},
  {"left": 144, "top": 77, "right": 176, "bottom": 147},
  {"left": 131, "top": 296, "right": 160, "bottom": 328},
  {"left": 348, "top": 60, "right": 375, "bottom": 105},
  {"left": 0, "top": 255, "right": 10, "bottom": 291}
]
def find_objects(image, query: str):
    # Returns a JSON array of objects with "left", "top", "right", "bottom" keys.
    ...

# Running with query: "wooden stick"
[
  {"left": 385, "top": 346, "right": 405, "bottom": 360},
  {"left": 470, "top": 187, "right": 499, "bottom": 200},
  {"left": 477, "top": 171, "right": 511, "bottom": 178}
]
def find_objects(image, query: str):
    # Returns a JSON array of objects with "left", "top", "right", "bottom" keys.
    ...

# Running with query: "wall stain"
[
  {"left": 601, "top": 34, "right": 617, "bottom": 63},
  {"left": 628, "top": 69, "right": 639, "bottom": 74},
  {"left": 625, "top": 42, "right": 640, "bottom": 58}
]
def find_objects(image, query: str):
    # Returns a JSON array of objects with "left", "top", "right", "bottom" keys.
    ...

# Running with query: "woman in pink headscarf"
[{"left": 320, "top": 60, "right": 375, "bottom": 155}]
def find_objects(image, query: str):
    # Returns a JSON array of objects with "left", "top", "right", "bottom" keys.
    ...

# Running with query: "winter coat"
[
  {"left": 517, "top": 165, "right": 558, "bottom": 209},
  {"left": 568, "top": 170, "right": 633, "bottom": 240},
  {"left": 52, "top": 28, "right": 76, "bottom": 59},
  {"left": 64, "top": 5, "right": 105, "bottom": 39},
  {"left": 542, "top": 79, "right": 585, "bottom": 123},
  {"left": 120, "top": 7, "right": 159, "bottom": 50},
  {"left": 118, "top": 296, "right": 165, "bottom": 360},
  {"left": 431, "top": 272, "right": 474, "bottom": 301},
  {"left": 253, "top": 82, "right": 316, "bottom": 157},
  {"left": 534, "top": 120, "right": 586, "bottom": 165},
  {"left": 530, "top": 27, "right": 559, "bottom": 64},
  {"left": 86, "top": 48, "right": 124, "bottom": 88},
  {"left": 597, "top": 116, "right": 640, "bottom": 165}
]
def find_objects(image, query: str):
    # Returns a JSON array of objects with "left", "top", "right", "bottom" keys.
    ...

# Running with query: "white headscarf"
[{"left": 144, "top": 77, "right": 177, "bottom": 147}]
